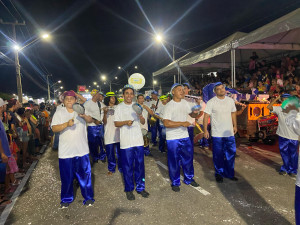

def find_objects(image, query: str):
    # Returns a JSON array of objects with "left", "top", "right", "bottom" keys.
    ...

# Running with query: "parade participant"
[
  {"left": 163, "top": 83, "right": 200, "bottom": 192},
  {"left": 144, "top": 96, "right": 152, "bottom": 131},
  {"left": 150, "top": 91, "right": 162, "bottom": 146},
  {"left": 51, "top": 91, "right": 94, "bottom": 208},
  {"left": 267, "top": 94, "right": 299, "bottom": 177},
  {"left": 203, "top": 82, "right": 238, "bottom": 183},
  {"left": 137, "top": 94, "right": 153, "bottom": 156},
  {"left": 103, "top": 92, "right": 121, "bottom": 175},
  {"left": 155, "top": 95, "right": 168, "bottom": 153},
  {"left": 84, "top": 89, "right": 106, "bottom": 163},
  {"left": 114, "top": 85, "right": 149, "bottom": 200},
  {"left": 281, "top": 103, "right": 300, "bottom": 224},
  {"left": 183, "top": 83, "right": 203, "bottom": 149}
]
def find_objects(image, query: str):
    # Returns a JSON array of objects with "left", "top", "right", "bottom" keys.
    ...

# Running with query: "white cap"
[{"left": 0, "top": 98, "right": 8, "bottom": 107}]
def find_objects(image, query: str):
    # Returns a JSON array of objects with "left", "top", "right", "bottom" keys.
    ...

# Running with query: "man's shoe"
[
  {"left": 101, "top": 158, "right": 106, "bottom": 163},
  {"left": 190, "top": 181, "right": 200, "bottom": 187},
  {"left": 85, "top": 200, "right": 94, "bottom": 207},
  {"left": 279, "top": 171, "right": 287, "bottom": 176},
  {"left": 126, "top": 191, "right": 135, "bottom": 200},
  {"left": 289, "top": 173, "right": 297, "bottom": 178},
  {"left": 229, "top": 177, "right": 238, "bottom": 181},
  {"left": 60, "top": 202, "right": 69, "bottom": 209},
  {"left": 215, "top": 174, "right": 223, "bottom": 183},
  {"left": 137, "top": 190, "right": 150, "bottom": 198},
  {"left": 171, "top": 186, "right": 180, "bottom": 192}
]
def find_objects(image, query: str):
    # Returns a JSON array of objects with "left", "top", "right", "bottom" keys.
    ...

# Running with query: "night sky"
[{"left": 0, "top": 0, "right": 300, "bottom": 98}]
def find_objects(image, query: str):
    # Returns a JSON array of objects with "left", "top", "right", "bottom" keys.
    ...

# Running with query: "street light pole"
[{"left": 47, "top": 74, "right": 52, "bottom": 102}]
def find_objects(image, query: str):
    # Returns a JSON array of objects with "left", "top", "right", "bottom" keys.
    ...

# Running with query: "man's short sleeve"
[
  {"left": 272, "top": 106, "right": 282, "bottom": 115},
  {"left": 163, "top": 104, "right": 173, "bottom": 120},
  {"left": 231, "top": 99, "right": 237, "bottom": 112},
  {"left": 204, "top": 100, "right": 212, "bottom": 115},
  {"left": 114, "top": 105, "right": 121, "bottom": 122},
  {"left": 51, "top": 110, "right": 61, "bottom": 127}
]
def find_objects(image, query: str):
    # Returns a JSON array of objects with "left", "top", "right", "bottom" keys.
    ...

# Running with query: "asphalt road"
[{"left": 3, "top": 140, "right": 296, "bottom": 225}]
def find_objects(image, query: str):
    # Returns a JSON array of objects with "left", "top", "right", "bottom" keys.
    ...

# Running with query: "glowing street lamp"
[
  {"left": 155, "top": 34, "right": 163, "bottom": 43},
  {"left": 93, "top": 82, "right": 97, "bottom": 86},
  {"left": 101, "top": 75, "right": 107, "bottom": 81}
]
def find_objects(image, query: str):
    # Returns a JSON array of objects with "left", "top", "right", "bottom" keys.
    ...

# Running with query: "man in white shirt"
[
  {"left": 282, "top": 104, "right": 300, "bottom": 224},
  {"left": 183, "top": 83, "right": 202, "bottom": 149},
  {"left": 51, "top": 91, "right": 94, "bottom": 208},
  {"left": 163, "top": 83, "right": 200, "bottom": 192},
  {"left": 267, "top": 94, "right": 299, "bottom": 177},
  {"left": 114, "top": 85, "right": 150, "bottom": 200},
  {"left": 137, "top": 94, "right": 153, "bottom": 156},
  {"left": 103, "top": 92, "right": 121, "bottom": 175},
  {"left": 156, "top": 95, "right": 168, "bottom": 153},
  {"left": 84, "top": 89, "right": 106, "bottom": 163},
  {"left": 203, "top": 82, "right": 238, "bottom": 183},
  {"left": 150, "top": 91, "right": 162, "bottom": 146}
]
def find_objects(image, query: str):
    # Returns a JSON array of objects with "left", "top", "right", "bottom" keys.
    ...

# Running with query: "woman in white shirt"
[
  {"left": 103, "top": 92, "right": 121, "bottom": 175},
  {"left": 51, "top": 91, "right": 94, "bottom": 208}
]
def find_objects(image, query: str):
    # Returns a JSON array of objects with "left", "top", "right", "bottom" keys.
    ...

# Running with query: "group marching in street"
[{"left": 49, "top": 81, "right": 300, "bottom": 224}]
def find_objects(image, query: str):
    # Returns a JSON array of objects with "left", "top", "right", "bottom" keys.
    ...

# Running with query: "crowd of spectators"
[
  {"left": 189, "top": 53, "right": 300, "bottom": 98},
  {"left": 0, "top": 98, "right": 57, "bottom": 207}
]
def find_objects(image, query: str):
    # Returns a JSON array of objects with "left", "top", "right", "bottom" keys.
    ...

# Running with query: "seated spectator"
[{"left": 257, "top": 81, "right": 266, "bottom": 92}]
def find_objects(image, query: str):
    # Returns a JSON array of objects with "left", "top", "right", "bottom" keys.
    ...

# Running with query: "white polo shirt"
[
  {"left": 272, "top": 106, "right": 299, "bottom": 140},
  {"left": 84, "top": 100, "right": 105, "bottom": 126},
  {"left": 51, "top": 107, "right": 89, "bottom": 159},
  {"left": 104, "top": 105, "right": 120, "bottom": 145},
  {"left": 163, "top": 99, "right": 192, "bottom": 140},
  {"left": 114, "top": 102, "right": 144, "bottom": 149},
  {"left": 204, "top": 96, "right": 236, "bottom": 137}
]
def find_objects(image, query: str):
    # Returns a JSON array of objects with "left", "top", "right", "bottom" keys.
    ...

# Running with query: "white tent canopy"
[{"left": 153, "top": 8, "right": 300, "bottom": 87}]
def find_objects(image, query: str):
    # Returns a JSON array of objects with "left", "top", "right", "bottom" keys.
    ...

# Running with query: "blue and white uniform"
[
  {"left": 114, "top": 102, "right": 146, "bottom": 192},
  {"left": 51, "top": 107, "right": 94, "bottom": 205},
  {"left": 284, "top": 111, "right": 300, "bottom": 224},
  {"left": 104, "top": 106, "right": 121, "bottom": 173},
  {"left": 150, "top": 98, "right": 162, "bottom": 145},
  {"left": 163, "top": 99, "right": 195, "bottom": 186},
  {"left": 273, "top": 106, "right": 299, "bottom": 174},
  {"left": 204, "top": 96, "right": 237, "bottom": 178},
  {"left": 156, "top": 104, "right": 166, "bottom": 152},
  {"left": 84, "top": 99, "right": 106, "bottom": 162}
]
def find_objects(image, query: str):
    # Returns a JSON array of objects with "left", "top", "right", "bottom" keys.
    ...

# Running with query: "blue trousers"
[
  {"left": 59, "top": 154, "right": 94, "bottom": 204},
  {"left": 105, "top": 143, "right": 121, "bottom": 173},
  {"left": 87, "top": 125, "right": 106, "bottom": 162},
  {"left": 53, "top": 132, "right": 60, "bottom": 149},
  {"left": 166, "top": 137, "right": 194, "bottom": 186},
  {"left": 158, "top": 125, "right": 166, "bottom": 152},
  {"left": 296, "top": 185, "right": 300, "bottom": 225},
  {"left": 119, "top": 146, "right": 145, "bottom": 192},
  {"left": 188, "top": 127, "right": 194, "bottom": 150},
  {"left": 279, "top": 136, "right": 299, "bottom": 174},
  {"left": 151, "top": 120, "right": 159, "bottom": 144},
  {"left": 212, "top": 136, "right": 236, "bottom": 178},
  {"left": 199, "top": 125, "right": 209, "bottom": 147}
]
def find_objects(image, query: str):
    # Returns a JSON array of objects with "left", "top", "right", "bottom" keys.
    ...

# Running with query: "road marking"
[
  {"left": 155, "top": 161, "right": 211, "bottom": 196},
  {"left": 0, "top": 161, "right": 38, "bottom": 225}
]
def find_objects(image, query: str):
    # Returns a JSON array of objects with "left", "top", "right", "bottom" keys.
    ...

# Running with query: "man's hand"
[
  {"left": 67, "top": 119, "right": 74, "bottom": 127},
  {"left": 233, "top": 126, "right": 238, "bottom": 134},
  {"left": 204, "top": 130, "right": 209, "bottom": 139},
  {"left": 182, "top": 121, "right": 191, "bottom": 127},
  {"left": 126, "top": 120, "right": 133, "bottom": 126},
  {"left": 1, "top": 153, "right": 8, "bottom": 163},
  {"left": 151, "top": 104, "right": 157, "bottom": 109}
]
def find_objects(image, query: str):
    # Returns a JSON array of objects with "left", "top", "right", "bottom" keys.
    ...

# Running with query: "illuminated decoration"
[
  {"left": 77, "top": 85, "right": 86, "bottom": 92},
  {"left": 128, "top": 73, "right": 145, "bottom": 90}
]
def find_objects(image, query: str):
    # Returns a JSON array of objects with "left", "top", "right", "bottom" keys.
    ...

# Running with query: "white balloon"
[{"left": 128, "top": 73, "right": 145, "bottom": 90}]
